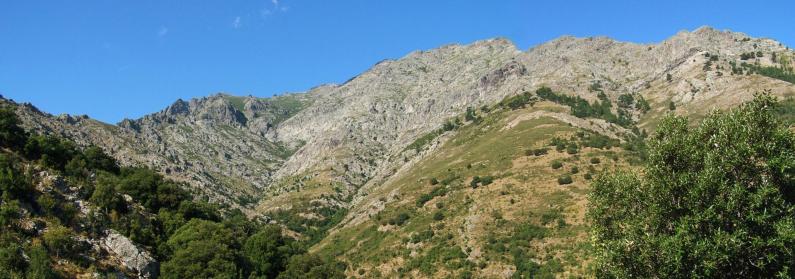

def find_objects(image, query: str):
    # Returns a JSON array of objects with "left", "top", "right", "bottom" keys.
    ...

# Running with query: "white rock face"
[{"left": 102, "top": 230, "right": 159, "bottom": 279}]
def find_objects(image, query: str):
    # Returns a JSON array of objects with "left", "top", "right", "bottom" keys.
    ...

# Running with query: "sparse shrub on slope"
[
  {"left": 557, "top": 175, "right": 573, "bottom": 185},
  {"left": 589, "top": 93, "right": 795, "bottom": 278}
]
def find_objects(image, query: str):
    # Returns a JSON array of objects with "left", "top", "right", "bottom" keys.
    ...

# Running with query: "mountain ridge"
[{"left": 7, "top": 26, "right": 794, "bottom": 218}]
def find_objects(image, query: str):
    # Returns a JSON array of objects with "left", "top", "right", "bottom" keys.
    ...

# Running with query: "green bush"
[
  {"left": 551, "top": 161, "right": 563, "bottom": 169},
  {"left": 557, "top": 175, "right": 573, "bottom": 185},
  {"left": 531, "top": 148, "right": 548, "bottom": 156},
  {"left": 566, "top": 142, "right": 579, "bottom": 154},
  {"left": 25, "top": 244, "right": 55, "bottom": 279},
  {"left": 470, "top": 176, "right": 480, "bottom": 188},
  {"left": 0, "top": 107, "right": 27, "bottom": 148},
  {"left": 0, "top": 155, "right": 31, "bottom": 200},
  {"left": 590, "top": 157, "right": 601, "bottom": 164},
  {"left": 0, "top": 241, "right": 25, "bottom": 276},
  {"left": 277, "top": 254, "right": 347, "bottom": 279},
  {"left": 43, "top": 224, "right": 78, "bottom": 258},
  {"left": 589, "top": 93, "right": 795, "bottom": 277},
  {"left": 416, "top": 186, "right": 447, "bottom": 207},
  {"left": 161, "top": 219, "right": 240, "bottom": 278},
  {"left": 244, "top": 226, "right": 303, "bottom": 278},
  {"left": 570, "top": 166, "right": 579, "bottom": 174},
  {"left": 502, "top": 91, "right": 535, "bottom": 110}
]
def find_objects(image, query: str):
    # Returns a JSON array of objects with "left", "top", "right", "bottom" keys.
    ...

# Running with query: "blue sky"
[{"left": 1, "top": 0, "right": 793, "bottom": 123}]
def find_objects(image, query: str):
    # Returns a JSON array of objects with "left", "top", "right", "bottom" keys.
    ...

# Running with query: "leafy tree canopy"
[{"left": 589, "top": 93, "right": 795, "bottom": 278}]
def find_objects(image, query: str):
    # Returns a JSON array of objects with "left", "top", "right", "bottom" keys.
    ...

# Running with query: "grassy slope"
[{"left": 313, "top": 103, "right": 634, "bottom": 278}]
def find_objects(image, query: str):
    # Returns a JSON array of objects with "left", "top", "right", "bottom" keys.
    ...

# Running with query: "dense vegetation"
[
  {"left": 535, "top": 87, "right": 636, "bottom": 128},
  {"left": 589, "top": 94, "right": 795, "bottom": 277},
  {"left": 0, "top": 106, "right": 345, "bottom": 278}
]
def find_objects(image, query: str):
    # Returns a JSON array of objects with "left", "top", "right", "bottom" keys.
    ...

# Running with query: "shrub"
[
  {"left": 470, "top": 176, "right": 480, "bottom": 188},
  {"left": 584, "top": 173, "right": 593, "bottom": 180},
  {"left": 590, "top": 157, "right": 601, "bottom": 164},
  {"left": 244, "top": 226, "right": 302, "bottom": 278},
  {"left": 0, "top": 155, "right": 31, "bottom": 200},
  {"left": 502, "top": 92, "right": 535, "bottom": 110},
  {"left": 480, "top": 176, "right": 494, "bottom": 186},
  {"left": 570, "top": 166, "right": 579, "bottom": 174},
  {"left": 551, "top": 161, "right": 563, "bottom": 169},
  {"left": 557, "top": 175, "right": 573, "bottom": 185},
  {"left": 277, "top": 254, "right": 347, "bottom": 279},
  {"left": 161, "top": 220, "right": 239, "bottom": 279},
  {"left": 25, "top": 244, "right": 55, "bottom": 279},
  {"left": 0, "top": 107, "right": 27, "bottom": 148},
  {"left": 566, "top": 142, "right": 579, "bottom": 154},
  {"left": 433, "top": 211, "right": 444, "bottom": 221},
  {"left": 589, "top": 93, "right": 795, "bottom": 277},
  {"left": 429, "top": 178, "right": 439, "bottom": 185},
  {"left": 43, "top": 224, "right": 77, "bottom": 258},
  {"left": 389, "top": 212, "right": 411, "bottom": 226}
]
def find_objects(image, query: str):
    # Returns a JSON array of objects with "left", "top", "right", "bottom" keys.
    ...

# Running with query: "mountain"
[{"left": 6, "top": 26, "right": 795, "bottom": 277}]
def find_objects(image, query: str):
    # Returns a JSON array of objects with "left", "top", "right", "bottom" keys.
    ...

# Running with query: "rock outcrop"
[{"left": 102, "top": 230, "right": 159, "bottom": 279}]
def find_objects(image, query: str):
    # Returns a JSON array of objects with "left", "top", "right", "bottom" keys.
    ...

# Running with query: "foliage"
[
  {"left": 0, "top": 107, "right": 27, "bottom": 149},
  {"left": 24, "top": 135, "right": 78, "bottom": 171},
  {"left": 740, "top": 63, "right": 795, "bottom": 84},
  {"left": 526, "top": 148, "right": 548, "bottom": 156},
  {"left": 557, "top": 175, "right": 573, "bottom": 185},
  {"left": 43, "top": 224, "right": 78, "bottom": 258},
  {"left": 774, "top": 97, "right": 795, "bottom": 125},
  {"left": 90, "top": 173, "right": 125, "bottom": 214},
  {"left": 0, "top": 155, "right": 31, "bottom": 200},
  {"left": 417, "top": 186, "right": 447, "bottom": 207},
  {"left": 161, "top": 219, "right": 240, "bottom": 278},
  {"left": 501, "top": 91, "right": 536, "bottom": 110},
  {"left": 0, "top": 240, "right": 25, "bottom": 277},
  {"left": 25, "top": 244, "right": 56, "bottom": 279},
  {"left": 469, "top": 175, "right": 494, "bottom": 188},
  {"left": 117, "top": 167, "right": 190, "bottom": 212},
  {"left": 536, "top": 87, "right": 633, "bottom": 128},
  {"left": 589, "top": 94, "right": 795, "bottom": 278},
  {"left": 277, "top": 254, "right": 347, "bottom": 279},
  {"left": 244, "top": 226, "right": 303, "bottom": 278}
]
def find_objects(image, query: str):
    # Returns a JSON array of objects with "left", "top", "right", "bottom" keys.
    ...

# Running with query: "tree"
[
  {"left": 277, "top": 254, "right": 346, "bottom": 279},
  {"left": 557, "top": 175, "right": 573, "bottom": 185},
  {"left": 83, "top": 146, "right": 120, "bottom": 174},
  {"left": 589, "top": 93, "right": 795, "bottom": 278},
  {"left": 43, "top": 224, "right": 77, "bottom": 258},
  {"left": 25, "top": 244, "right": 56, "bottom": 279},
  {"left": 668, "top": 101, "right": 676, "bottom": 111},
  {"left": 161, "top": 219, "right": 241, "bottom": 279},
  {"left": 0, "top": 155, "right": 30, "bottom": 200},
  {"left": 244, "top": 226, "right": 302, "bottom": 278},
  {"left": 0, "top": 200, "right": 21, "bottom": 228},
  {"left": 90, "top": 173, "right": 124, "bottom": 214},
  {"left": 0, "top": 107, "right": 26, "bottom": 148},
  {"left": 0, "top": 240, "right": 25, "bottom": 277}
]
